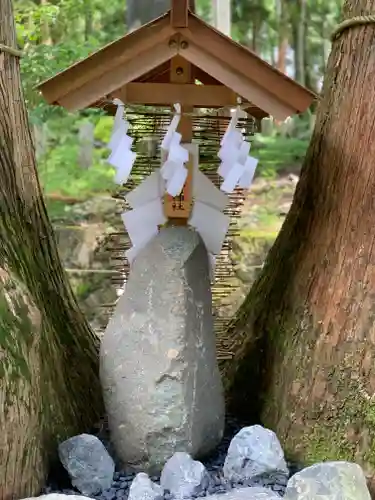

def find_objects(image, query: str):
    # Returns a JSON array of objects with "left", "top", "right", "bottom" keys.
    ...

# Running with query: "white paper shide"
[
  {"left": 160, "top": 103, "right": 190, "bottom": 197},
  {"left": 107, "top": 99, "right": 137, "bottom": 185},
  {"left": 105, "top": 100, "right": 249, "bottom": 275},
  {"left": 217, "top": 107, "right": 259, "bottom": 193}
]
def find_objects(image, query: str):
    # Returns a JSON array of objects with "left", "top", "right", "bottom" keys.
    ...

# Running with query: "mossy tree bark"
[
  {"left": 223, "top": 0, "right": 375, "bottom": 491},
  {"left": 0, "top": 2, "right": 103, "bottom": 498}
]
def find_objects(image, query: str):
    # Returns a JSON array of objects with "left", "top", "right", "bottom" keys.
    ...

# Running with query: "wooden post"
[
  {"left": 170, "top": 0, "right": 189, "bottom": 28},
  {"left": 163, "top": 53, "right": 194, "bottom": 224}
]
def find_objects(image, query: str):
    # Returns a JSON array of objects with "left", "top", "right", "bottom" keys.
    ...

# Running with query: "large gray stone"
[
  {"left": 58, "top": 433, "right": 115, "bottom": 495},
  {"left": 283, "top": 461, "right": 371, "bottom": 499},
  {"left": 100, "top": 226, "right": 225, "bottom": 473},
  {"left": 160, "top": 452, "right": 209, "bottom": 498},
  {"left": 223, "top": 425, "right": 288, "bottom": 482},
  {"left": 128, "top": 473, "right": 163, "bottom": 500}
]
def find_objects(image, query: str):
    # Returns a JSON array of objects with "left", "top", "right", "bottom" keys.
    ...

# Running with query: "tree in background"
[
  {"left": 0, "top": 1, "right": 103, "bottom": 497},
  {"left": 127, "top": 0, "right": 196, "bottom": 30},
  {"left": 224, "top": 0, "right": 375, "bottom": 490}
]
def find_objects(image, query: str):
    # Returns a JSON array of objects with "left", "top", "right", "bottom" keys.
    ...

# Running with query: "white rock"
[
  {"left": 203, "top": 487, "right": 281, "bottom": 500},
  {"left": 128, "top": 473, "right": 163, "bottom": 500},
  {"left": 58, "top": 433, "right": 115, "bottom": 495},
  {"left": 284, "top": 461, "right": 371, "bottom": 499},
  {"left": 223, "top": 425, "right": 288, "bottom": 481},
  {"left": 160, "top": 452, "right": 209, "bottom": 499},
  {"left": 22, "top": 496, "right": 95, "bottom": 500},
  {"left": 100, "top": 227, "right": 225, "bottom": 472}
]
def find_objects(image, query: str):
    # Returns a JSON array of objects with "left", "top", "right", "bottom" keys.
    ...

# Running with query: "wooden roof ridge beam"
[
  {"left": 185, "top": 13, "right": 316, "bottom": 115},
  {"left": 180, "top": 41, "right": 293, "bottom": 120},
  {"left": 37, "top": 13, "right": 174, "bottom": 104},
  {"left": 58, "top": 42, "right": 178, "bottom": 111}
]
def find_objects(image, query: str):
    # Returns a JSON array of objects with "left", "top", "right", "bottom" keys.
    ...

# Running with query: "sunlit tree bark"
[
  {"left": 0, "top": 2, "right": 103, "bottom": 497},
  {"left": 224, "top": 0, "right": 375, "bottom": 492}
]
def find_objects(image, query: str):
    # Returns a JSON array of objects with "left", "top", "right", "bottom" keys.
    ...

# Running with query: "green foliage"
[
  {"left": 94, "top": 117, "right": 113, "bottom": 144},
  {"left": 38, "top": 145, "right": 114, "bottom": 198},
  {"left": 253, "top": 135, "right": 309, "bottom": 178}
]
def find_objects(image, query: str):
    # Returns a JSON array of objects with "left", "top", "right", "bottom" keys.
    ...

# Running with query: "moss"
[
  {"left": 302, "top": 425, "right": 356, "bottom": 464},
  {"left": 238, "top": 229, "right": 279, "bottom": 240},
  {"left": 295, "top": 384, "right": 375, "bottom": 470},
  {"left": 0, "top": 280, "right": 37, "bottom": 386}
]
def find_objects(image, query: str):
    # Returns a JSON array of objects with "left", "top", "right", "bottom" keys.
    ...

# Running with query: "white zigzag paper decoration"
[
  {"left": 187, "top": 143, "right": 231, "bottom": 282},
  {"left": 160, "top": 103, "right": 190, "bottom": 197},
  {"left": 107, "top": 98, "right": 137, "bottom": 185},
  {"left": 122, "top": 169, "right": 166, "bottom": 265},
  {"left": 217, "top": 107, "right": 259, "bottom": 193}
]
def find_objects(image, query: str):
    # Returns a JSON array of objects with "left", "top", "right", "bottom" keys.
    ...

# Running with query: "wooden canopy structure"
[
  {"left": 37, "top": 1, "right": 316, "bottom": 360},
  {"left": 37, "top": 1, "right": 316, "bottom": 121}
]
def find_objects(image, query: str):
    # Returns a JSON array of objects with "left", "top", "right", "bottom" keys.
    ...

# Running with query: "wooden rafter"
[
  {"left": 184, "top": 14, "right": 315, "bottom": 114},
  {"left": 38, "top": 13, "right": 172, "bottom": 105},
  {"left": 59, "top": 43, "right": 177, "bottom": 111}
]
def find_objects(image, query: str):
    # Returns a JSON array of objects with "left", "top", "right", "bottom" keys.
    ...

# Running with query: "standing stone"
[{"left": 100, "top": 227, "right": 225, "bottom": 473}]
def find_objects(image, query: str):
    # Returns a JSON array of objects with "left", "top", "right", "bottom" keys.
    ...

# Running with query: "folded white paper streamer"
[
  {"left": 161, "top": 104, "right": 181, "bottom": 151},
  {"left": 125, "top": 171, "right": 164, "bottom": 209},
  {"left": 193, "top": 169, "right": 229, "bottom": 212},
  {"left": 239, "top": 156, "right": 259, "bottom": 188},
  {"left": 121, "top": 198, "right": 166, "bottom": 247},
  {"left": 189, "top": 201, "right": 230, "bottom": 255}
]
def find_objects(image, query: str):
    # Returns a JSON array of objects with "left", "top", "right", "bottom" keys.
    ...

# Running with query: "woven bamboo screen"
[{"left": 102, "top": 107, "right": 259, "bottom": 360}]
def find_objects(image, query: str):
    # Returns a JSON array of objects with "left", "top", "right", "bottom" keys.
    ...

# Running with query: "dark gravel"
[{"left": 43, "top": 416, "right": 303, "bottom": 499}]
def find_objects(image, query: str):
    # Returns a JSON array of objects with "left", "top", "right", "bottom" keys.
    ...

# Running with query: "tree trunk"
[
  {"left": 0, "top": 2, "right": 103, "bottom": 498},
  {"left": 84, "top": 0, "right": 94, "bottom": 41},
  {"left": 293, "top": 0, "right": 305, "bottom": 85},
  {"left": 276, "top": 0, "right": 288, "bottom": 73},
  {"left": 223, "top": 0, "right": 375, "bottom": 491},
  {"left": 126, "top": 0, "right": 195, "bottom": 31}
]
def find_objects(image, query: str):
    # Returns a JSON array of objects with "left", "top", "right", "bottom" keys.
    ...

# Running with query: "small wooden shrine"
[{"left": 37, "top": 0, "right": 315, "bottom": 360}]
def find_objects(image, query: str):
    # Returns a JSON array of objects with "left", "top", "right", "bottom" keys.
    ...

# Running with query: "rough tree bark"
[
  {"left": 0, "top": 2, "right": 103, "bottom": 498},
  {"left": 223, "top": 0, "right": 375, "bottom": 491}
]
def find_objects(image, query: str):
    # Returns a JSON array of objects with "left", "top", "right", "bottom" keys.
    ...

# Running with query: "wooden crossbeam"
[{"left": 116, "top": 82, "right": 239, "bottom": 108}]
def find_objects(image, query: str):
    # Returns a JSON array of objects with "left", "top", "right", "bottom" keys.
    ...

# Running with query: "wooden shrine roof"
[{"left": 37, "top": 10, "right": 316, "bottom": 121}]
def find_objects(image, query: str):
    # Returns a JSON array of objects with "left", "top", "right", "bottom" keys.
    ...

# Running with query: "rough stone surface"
[
  {"left": 203, "top": 487, "right": 281, "bottom": 499},
  {"left": 223, "top": 425, "right": 288, "bottom": 482},
  {"left": 283, "top": 461, "right": 371, "bottom": 499},
  {"left": 100, "top": 227, "right": 225, "bottom": 473},
  {"left": 160, "top": 452, "right": 209, "bottom": 499},
  {"left": 128, "top": 473, "right": 163, "bottom": 500},
  {"left": 58, "top": 434, "right": 115, "bottom": 495},
  {"left": 22, "top": 496, "right": 95, "bottom": 500}
]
